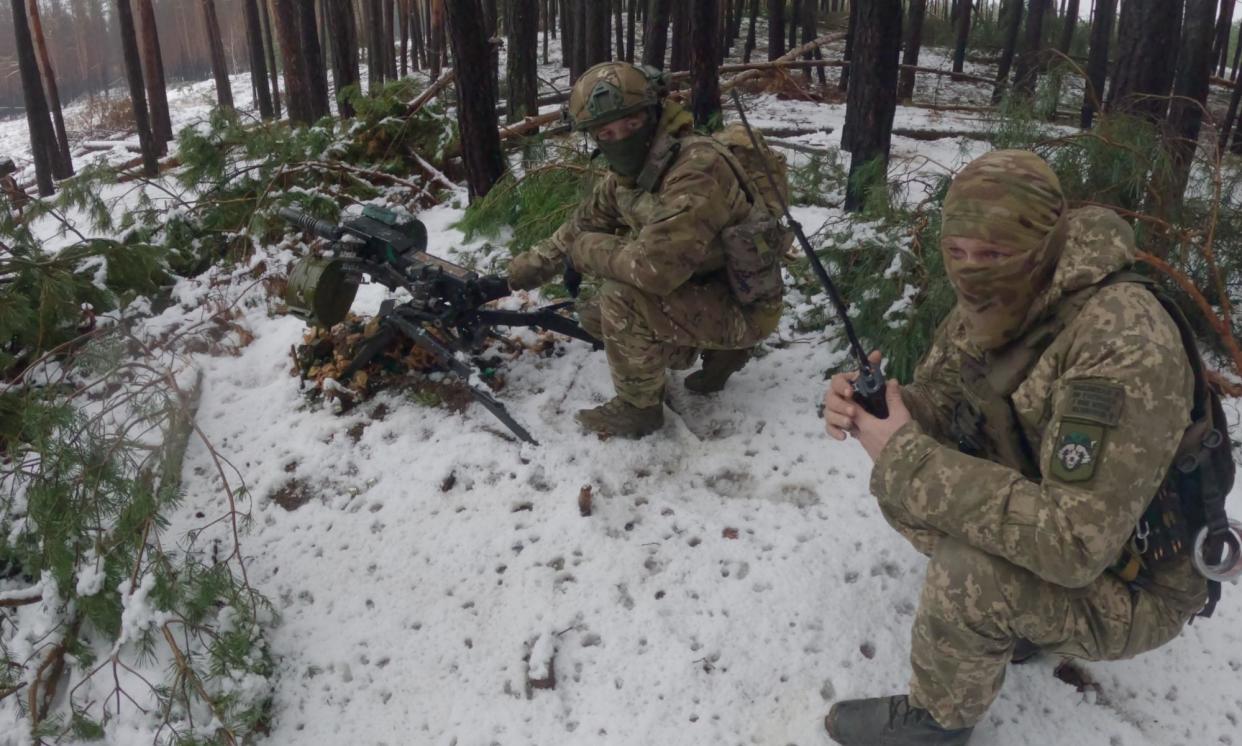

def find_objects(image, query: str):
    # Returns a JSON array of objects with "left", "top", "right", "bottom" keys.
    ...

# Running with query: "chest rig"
[{"left": 949, "top": 271, "right": 1236, "bottom": 617}]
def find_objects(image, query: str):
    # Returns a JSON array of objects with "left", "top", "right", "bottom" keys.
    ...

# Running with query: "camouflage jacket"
[
  {"left": 873, "top": 206, "right": 1206, "bottom": 607},
  {"left": 516, "top": 102, "right": 752, "bottom": 297}
]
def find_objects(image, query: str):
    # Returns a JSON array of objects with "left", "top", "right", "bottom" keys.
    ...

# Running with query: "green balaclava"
[
  {"left": 940, "top": 149, "right": 1068, "bottom": 350},
  {"left": 593, "top": 109, "right": 660, "bottom": 178}
]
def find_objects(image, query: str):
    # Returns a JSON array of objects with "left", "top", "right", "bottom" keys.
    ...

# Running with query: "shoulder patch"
[
  {"left": 1064, "top": 379, "right": 1124, "bottom": 427},
  {"left": 1051, "top": 420, "right": 1105, "bottom": 483}
]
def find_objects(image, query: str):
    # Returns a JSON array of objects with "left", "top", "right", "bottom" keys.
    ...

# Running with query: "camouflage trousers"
[
  {"left": 577, "top": 278, "right": 780, "bottom": 408},
  {"left": 879, "top": 503, "right": 1206, "bottom": 729}
]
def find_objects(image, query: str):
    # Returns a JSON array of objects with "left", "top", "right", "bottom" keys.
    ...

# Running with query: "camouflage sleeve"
[
  {"left": 568, "top": 143, "right": 746, "bottom": 296},
  {"left": 899, "top": 310, "right": 966, "bottom": 444},
  {"left": 870, "top": 285, "right": 1193, "bottom": 588},
  {"left": 513, "top": 174, "right": 627, "bottom": 287}
]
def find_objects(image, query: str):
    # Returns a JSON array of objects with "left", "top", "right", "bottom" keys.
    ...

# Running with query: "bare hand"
[
  {"left": 853, "top": 380, "right": 912, "bottom": 461},
  {"left": 823, "top": 351, "right": 882, "bottom": 441}
]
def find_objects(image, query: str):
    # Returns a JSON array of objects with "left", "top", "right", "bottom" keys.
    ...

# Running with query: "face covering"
[
  {"left": 940, "top": 150, "right": 1068, "bottom": 350},
  {"left": 594, "top": 112, "right": 658, "bottom": 179}
]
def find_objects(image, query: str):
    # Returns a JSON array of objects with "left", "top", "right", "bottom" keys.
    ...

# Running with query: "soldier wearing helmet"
[{"left": 506, "top": 61, "right": 784, "bottom": 438}]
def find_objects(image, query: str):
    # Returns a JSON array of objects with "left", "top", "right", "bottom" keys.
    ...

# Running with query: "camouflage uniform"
[
  {"left": 509, "top": 96, "right": 781, "bottom": 409},
  {"left": 869, "top": 152, "right": 1208, "bottom": 730}
]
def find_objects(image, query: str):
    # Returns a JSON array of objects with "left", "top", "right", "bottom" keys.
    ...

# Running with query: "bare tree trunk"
[
  {"left": 1162, "top": 0, "right": 1215, "bottom": 211},
  {"left": 643, "top": 0, "right": 671, "bottom": 69},
  {"left": 326, "top": 0, "right": 360, "bottom": 117},
  {"left": 242, "top": 0, "right": 275, "bottom": 119},
  {"left": 952, "top": 0, "right": 971, "bottom": 74},
  {"left": 298, "top": 0, "right": 332, "bottom": 117},
  {"left": 272, "top": 0, "right": 313, "bottom": 124},
  {"left": 626, "top": 0, "right": 637, "bottom": 61},
  {"left": 991, "top": 0, "right": 1023, "bottom": 102},
  {"left": 670, "top": 0, "right": 689, "bottom": 70},
  {"left": 1056, "top": 0, "right": 1080, "bottom": 57},
  {"left": 572, "top": 0, "right": 587, "bottom": 78},
  {"left": 614, "top": 0, "right": 625, "bottom": 60},
  {"left": 1221, "top": 53, "right": 1242, "bottom": 151},
  {"left": 507, "top": 0, "right": 539, "bottom": 122},
  {"left": 743, "top": 0, "right": 758, "bottom": 63},
  {"left": 201, "top": 0, "right": 234, "bottom": 109},
  {"left": 25, "top": 0, "right": 73, "bottom": 176},
  {"left": 430, "top": 0, "right": 444, "bottom": 79},
  {"left": 1013, "top": 0, "right": 1050, "bottom": 97},
  {"left": 788, "top": 0, "right": 801, "bottom": 51},
  {"left": 898, "top": 0, "right": 927, "bottom": 101},
  {"left": 367, "top": 0, "right": 384, "bottom": 90},
  {"left": 802, "top": 0, "right": 823, "bottom": 84},
  {"left": 1107, "top": 0, "right": 1185, "bottom": 123},
  {"left": 412, "top": 0, "right": 425, "bottom": 69},
  {"left": 260, "top": 0, "right": 283, "bottom": 117},
  {"left": 839, "top": 0, "right": 858, "bottom": 91},
  {"left": 1212, "top": 0, "right": 1236, "bottom": 77},
  {"left": 1080, "top": 0, "right": 1116, "bottom": 128},
  {"left": 843, "top": 0, "right": 901, "bottom": 212},
  {"left": 444, "top": 0, "right": 506, "bottom": 200},
  {"left": 112, "top": 0, "right": 158, "bottom": 178},
  {"left": 767, "top": 0, "right": 785, "bottom": 59},
  {"left": 10, "top": 0, "right": 57, "bottom": 193},
  {"left": 586, "top": 0, "right": 610, "bottom": 66},
  {"left": 690, "top": 0, "right": 721, "bottom": 127},
  {"left": 398, "top": 0, "right": 409, "bottom": 76},
  {"left": 384, "top": 0, "right": 399, "bottom": 80}
]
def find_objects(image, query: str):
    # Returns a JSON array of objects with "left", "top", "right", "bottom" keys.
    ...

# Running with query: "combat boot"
[
  {"left": 575, "top": 397, "right": 664, "bottom": 438},
  {"left": 1011, "top": 638, "right": 1041, "bottom": 664},
  {"left": 684, "top": 348, "right": 751, "bottom": 394},
  {"left": 824, "top": 695, "right": 973, "bottom": 746}
]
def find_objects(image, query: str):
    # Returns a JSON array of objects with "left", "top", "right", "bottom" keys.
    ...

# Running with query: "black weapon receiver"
[
  {"left": 728, "top": 91, "right": 887, "bottom": 419},
  {"left": 278, "top": 205, "right": 602, "bottom": 445}
]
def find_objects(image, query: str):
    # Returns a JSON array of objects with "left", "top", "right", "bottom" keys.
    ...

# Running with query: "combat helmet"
[{"left": 566, "top": 61, "right": 667, "bottom": 132}]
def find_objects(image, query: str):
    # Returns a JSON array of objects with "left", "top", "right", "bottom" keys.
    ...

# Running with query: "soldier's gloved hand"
[
  {"left": 506, "top": 252, "right": 546, "bottom": 291},
  {"left": 563, "top": 255, "right": 583, "bottom": 298},
  {"left": 473, "top": 274, "right": 511, "bottom": 303}
]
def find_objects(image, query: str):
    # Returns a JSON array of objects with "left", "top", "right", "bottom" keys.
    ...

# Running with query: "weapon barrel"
[{"left": 277, "top": 207, "right": 344, "bottom": 241}]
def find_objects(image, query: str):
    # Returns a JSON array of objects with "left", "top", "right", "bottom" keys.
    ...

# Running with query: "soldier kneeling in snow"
[
  {"left": 506, "top": 62, "right": 787, "bottom": 439},
  {"left": 821, "top": 150, "right": 1223, "bottom": 745}
]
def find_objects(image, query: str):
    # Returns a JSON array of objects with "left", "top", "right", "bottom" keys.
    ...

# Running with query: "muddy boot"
[
  {"left": 1011, "top": 638, "right": 1042, "bottom": 664},
  {"left": 824, "top": 695, "right": 974, "bottom": 746},
  {"left": 684, "top": 348, "right": 751, "bottom": 395},
  {"left": 575, "top": 397, "right": 664, "bottom": 439}
]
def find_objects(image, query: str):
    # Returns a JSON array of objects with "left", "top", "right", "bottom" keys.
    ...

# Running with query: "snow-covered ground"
[{"left": 2, "top": 31, "right": 1242, "bottom": 746}]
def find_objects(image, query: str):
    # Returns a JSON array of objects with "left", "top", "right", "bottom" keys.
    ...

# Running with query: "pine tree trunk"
[
  {"left": 670, "top": 0, "right": 689, "bottom": 71},
  {"left": 242, "top": 0, "right": 275, "bottom": 119},
  {"left": 412, "top": 0, "right": 425, "bottom": 70},
  {"left": 767, "top": 0, "right": 785, "bottom": 60},
  {"left": 802, "top": 0, "right": 823, "bottom": 84},
  {"left": 1212, "top": 0, "right": 1235, "bottom": 77},
  {"left": 788, "top": 0, "right": 801, "bottom": 51},
  {"left": 1056, "top": 0, "right": 1079, "bottom": 56},
  {"left": 643, "top": 0, "right": 671, "bottom": 69},
  {"left": 444, "top": 0, "right": 506, "bottom": 200},
  {"left": 201, "top": 0, "right": 234, "bottom": 109},
  {"left": 1162, "top": 0, "right": 1215, "bottom": 210},
  {"left": 430, "top": 0, "right": 444, "bottom": 79},
  {"left": 25, "top": 0, "right": 73, "bottom": 176},
  {"left": 626, "top": 0, "right": 637, "bottom": 61},
  {"left": 743, "top": 0, "right": 758, "bottom": 63},
  {"left": 367, "top": 0, "right": 385, "bottom": 90},
  {"left": 1221, "top": 55, "right": 1242, "bottom": 151},
  {"left": 1080, "top": 0, "right": 1116, "bottom": 128},
  {"left": 843, "top": 0, "right": 901, "bottom": 212},
  {"left": 272, "top": 0, "right": 313, "bottom": 124},
  {"left": 952, "top": 0, "right": 971, "bottom": 74},
  {"left": 690, "top": 0, "right": 721, "bottom": 127},
  {"left": 298, "top": 0, "right": 332, "bottom": 117},
  {"left": 572, "top": 0, "right": 588, "bottom": 77},
  {"left": 112, "top": 0, "right": 159, "bottom": 179},
  {"left": 1013, "top": 0, "right": 1050, "bottom": 97},
  {"left": 260, "top": 0, "right": 283, "bottom": 117},
  {"left": 326, "top": 0, "right": 360, "bottom": 117},
  {"left": 614, "top": 0, "right": 625, "bottom": 60},
  {"left": 385, "top": 0, "right": 399, "bottom": 80},
  {"left": 1107, "top": 0, "right": 1185, "bottom": 123},
  {"left": 839, "top": 0, "right": 858, "bottom": 91},
  {"left": 898, "top": 0, "right": 927, "bottom": 101},
  {"left": 991, "top": 0, "right": 1023, "bottom": 102},
  {"left": 398, "top": 0, "right": 409, "bottom": 76},
  {"left": 586, "top": 0, "right": 610, "bottom": 66},
  {"left": 10, "top": 0, "right": 57, "bottom": 193},
  {"left": 507, "top": 0, "right": 538, "bottom": 122}
]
